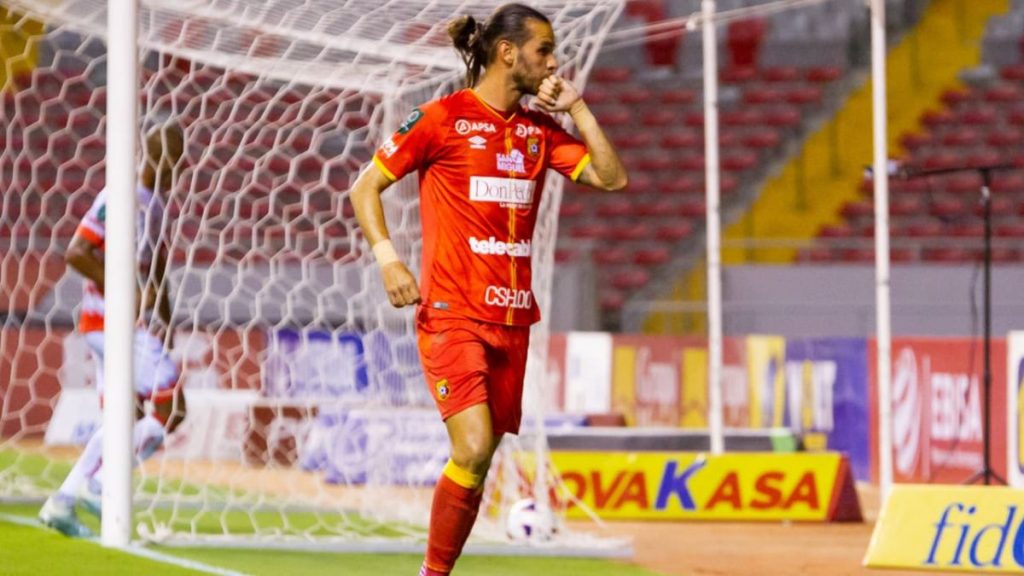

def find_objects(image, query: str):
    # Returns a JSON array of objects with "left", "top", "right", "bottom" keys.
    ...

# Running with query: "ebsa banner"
[
  {"left": 551, "top": 452, "right": 859, "bottom": 521},
  {"left": 870, "top": 338, "right": 1008, "bottom": 484}
]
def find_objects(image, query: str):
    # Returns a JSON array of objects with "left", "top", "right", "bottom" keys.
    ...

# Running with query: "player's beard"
[{"left": 511, "top": 60, "right": 543, "bottom": 96}]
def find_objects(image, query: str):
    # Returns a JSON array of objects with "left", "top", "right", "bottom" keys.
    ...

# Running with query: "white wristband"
[{"left": 372, "top": 239, "right": 400, "bottom": 266}]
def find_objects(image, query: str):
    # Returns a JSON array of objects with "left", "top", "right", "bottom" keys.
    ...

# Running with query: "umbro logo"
[{"left": 468, "top": 135, "right": 487, "bottom": 150}]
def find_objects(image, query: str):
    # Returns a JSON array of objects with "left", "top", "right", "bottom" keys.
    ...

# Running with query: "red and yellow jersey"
[
  {"left": 73, "top": 186, "right": 165, "bottom": 333},
  {"left": 373, "top": 89, "right": 589, "bottom": 326}
]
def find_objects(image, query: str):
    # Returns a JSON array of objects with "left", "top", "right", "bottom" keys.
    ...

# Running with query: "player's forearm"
[
  {"left": 65, "top": 244, "right": 105, "bottom": 292},
  {"left": 350, "top": 166, "right": 401, "bottom": 266},
  {"left": 569, "top": 100, "right": 628, "bottom": 191}
]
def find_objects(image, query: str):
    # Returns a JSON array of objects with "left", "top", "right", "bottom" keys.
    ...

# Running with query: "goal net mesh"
[{"left": 0, "top": 0, "right": 626, "bottom": 550}]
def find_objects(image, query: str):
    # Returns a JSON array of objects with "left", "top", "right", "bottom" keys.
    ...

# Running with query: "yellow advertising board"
[
  {"left": 550, "top": 452, "right": 859, "bottom": 521},
  {"left": 865, "top": 485, "right": 1024, "bottom": 573}
]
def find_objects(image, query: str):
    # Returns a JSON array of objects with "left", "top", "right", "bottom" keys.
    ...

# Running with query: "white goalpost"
[
  {"left": 103, "top": 0, "right": 139, "bottom": 548},
  {"left": 0, "top": 0, "right": 630, "bottom": 554}
]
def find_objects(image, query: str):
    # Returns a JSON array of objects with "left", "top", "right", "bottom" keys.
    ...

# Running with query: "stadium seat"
[
  {"left": 592, "top": 67, "right": 632, "bottom": 83},
  {"left": 593, "top": 247, "right": 632, "bottom": 266},
  {"left": 655, "top": 222, "right": 694, "bottom": 242},
  {"left": 634, "top": 247, "right": 671, "bottom": 266},
  {"left": 610, "top": 268, "right": 650, "bottom": 290},
  {"left": 806, "top": 66, "right": 842, "bottom": 84}
]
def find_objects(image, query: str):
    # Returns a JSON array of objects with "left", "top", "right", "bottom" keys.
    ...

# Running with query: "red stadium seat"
[
  {"left": 905, "top": 221, "right": 944, "bottom": 237},
  {"left": 721, "top": 67, "right": 758, "bottom": 84},
  {"left": 986, "top": 128, "right": 1024, "bottom": 147},
  {"left": 922, "top": 247, "right": 975, "bottom": 263},
  {"left": 634, "top": 247, "right": 671, "bottom": 266},
  {"left": 818, "top": 223, "right": 855, "bottom": 238},
  {"left": 984, "top": 84, "right": 1021, "bottom": 103},
  {"left": 610, "top": 223, "right": 653, "bottom": 241},
  {"left": 995, "top": 222, "right": 1024, "bottom": 237},
  {"left": 610, "top": 269, "right": 651, "bottom": 290},
  {"left": 569, "top": 223, "right": 609, "bottom": 239},
  {"left": 636, "top": 198, "right": 677, "bottom": 217},
  {"left": 676, "top": 200, "right": 707, "bottom": 218},
  {"left": 762, "top": 67, "right": 800, "bottom": 83},
  {"left": 596, "top": 199, "right": 636, "bottom": 218},
  {"left": 743, "top": 86, "right": 784, "bottom": 105},
  {"left": 726, "top": 18, "right": 767, "bottom": 70},
  {"left": 840, "top": 200, "right": 873, "bottom": 220},
  {"left": 940, "top": 87, "right": 975, "bottom": 107},
  {"left": 806, "top": 67, "right": 842, "bottom": 84},
  {"left": 921, "top": 109, "right": 956, "bottom": 128},
  {"left": 785, "top": 86, "right": 823, "bottom": 106},
  {"left": 593, "top": 247, "right": 632, "bottom": 266},
  {"left": 559, "top": 200, "right": 586, "bottom": 219},
  {"left": 619, "top": 87, "right": 654, "bottom": 105},
  {"left": 660, "top": 88, "right": 697, "bottom": 105},
  {"left": 929, "top": 198, "right": 964, "bottom": 219},
  {"left": 656, "top": 222, "right": 694, "bottom": 241},
  {"left": 592, "top": 68, "right": 632, "bottom": 84},
  {"left": 660, "top": 131, "right": 702, "bottom": 150},
  {"left": 600, "top": 290, "right": 626, "bottom": 311},
  {"left": 1001, "top": 65, "right": 1024, "bottom": 82}
]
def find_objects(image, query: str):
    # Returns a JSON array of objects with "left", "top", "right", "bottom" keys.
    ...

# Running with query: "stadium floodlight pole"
[
  {"left": 103, "top": 0, "right": 139, "bottom": 547},
  {"left": 870, "top": 0, "right": 894, "bottom": 502},
  {"left": 701, "top": 0, "right": 725, "bottom": 456}
]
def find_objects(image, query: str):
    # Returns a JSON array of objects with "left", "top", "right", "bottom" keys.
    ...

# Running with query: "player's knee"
[{"left": 450, "top": 437, "right": 494, "bottom": 476}]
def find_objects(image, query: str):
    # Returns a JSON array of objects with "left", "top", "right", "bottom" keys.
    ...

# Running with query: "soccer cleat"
[
  {"left": 39, "top": 495, "right": 94, "bottom": 538},
  {"left": 79, "top": 487, "right": 102, "bottom": 520}
]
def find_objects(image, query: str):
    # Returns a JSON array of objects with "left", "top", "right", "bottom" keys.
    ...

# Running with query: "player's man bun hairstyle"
[{"left": 448, "top": 3, "right": 550, "bottom": 88}]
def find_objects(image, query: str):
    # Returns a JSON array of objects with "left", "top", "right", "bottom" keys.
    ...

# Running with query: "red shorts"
[{"left": 416, "top": 307, "right": 531, "bottom": 436}]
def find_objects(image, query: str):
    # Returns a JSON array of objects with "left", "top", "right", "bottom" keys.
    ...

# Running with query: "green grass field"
[
  {"left": 0, "top": 447, "right": 666, "bottom": 576},
  {"left": 0, "top": 503, "right": 665, "bottom": 576}
]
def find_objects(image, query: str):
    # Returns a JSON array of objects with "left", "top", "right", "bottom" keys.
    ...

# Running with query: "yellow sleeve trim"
[
  {"left": 373, "top": 155, "right": 398, "bottom": 182},
  {"left": 570, "top": 153, "right": 591, "bottom": 182},
  {"left": 443, "top": 459, "right": 483, "bottom": 489}
]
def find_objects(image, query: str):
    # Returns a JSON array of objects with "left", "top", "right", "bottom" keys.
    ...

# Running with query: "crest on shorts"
[{"left": 435, "top": 378, "right": 450, "bottom": 401}]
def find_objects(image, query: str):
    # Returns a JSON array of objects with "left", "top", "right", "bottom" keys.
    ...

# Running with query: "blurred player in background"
[
  {"left": 350, "top": 4, "right": 626, "bottom": 574},
  {"left": 39, "top": 124, "right": 187, "bottom": 537}
]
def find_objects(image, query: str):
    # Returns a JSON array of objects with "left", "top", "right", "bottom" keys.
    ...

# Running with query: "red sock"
[{"left": 422, "top": 472, "right": 483, "bottom": 574}]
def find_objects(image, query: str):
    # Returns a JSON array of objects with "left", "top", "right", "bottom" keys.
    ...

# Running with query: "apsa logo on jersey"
[
  {"left": 515, "top": 124, "right": 542, "bottom": 138},
  {"left": 484, "top": 286, "right": 532, "bottom": 310},
  {"left": 398, "top": 109, "right": 423, "bottom": 134},
  {"left": 469, "top": 177, "right": 536, "bottom": 206},
  {"left": 380, "top": 137, "right": 399, "bottom": 158},
  {"left": 468, "top": 135, "right": 487, "bottom": 150},
  {"left": 496, "top": 150, "right": 526, "bottom": 174},
  {"left": 455, "top": 119, "right": 496, "bottom": 135}
]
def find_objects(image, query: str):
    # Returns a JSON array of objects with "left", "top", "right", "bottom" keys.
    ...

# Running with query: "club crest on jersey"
[
  {"left": 527, "top": 137, "right": 540, "bottom": 158},
  {"left": 496, "top": 149, "right": 526, "bottom": 174},
  {"left": 468, "top": 135, "right": 487, "bottom": 150},
  {"left": 435, "top": 379, "right": 450, "bottom": 401},
  {"left": 398, "top": 108, "right": 423, "bottom": 134},
  {"left": 455, "top": 119, "right": 497, "bottom": 135}
]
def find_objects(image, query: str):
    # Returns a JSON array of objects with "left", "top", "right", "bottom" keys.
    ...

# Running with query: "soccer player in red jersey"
[
  {"left": 350, "top": 4, "right": 627, "bottom": 574},
  {"left": 39, "top": 125, "right": 187, "bottom": 537}
]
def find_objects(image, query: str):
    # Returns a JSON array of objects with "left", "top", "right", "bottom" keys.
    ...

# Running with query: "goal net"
[{"left": 0, "top": 0, "right": 627, "bottom": 552}]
